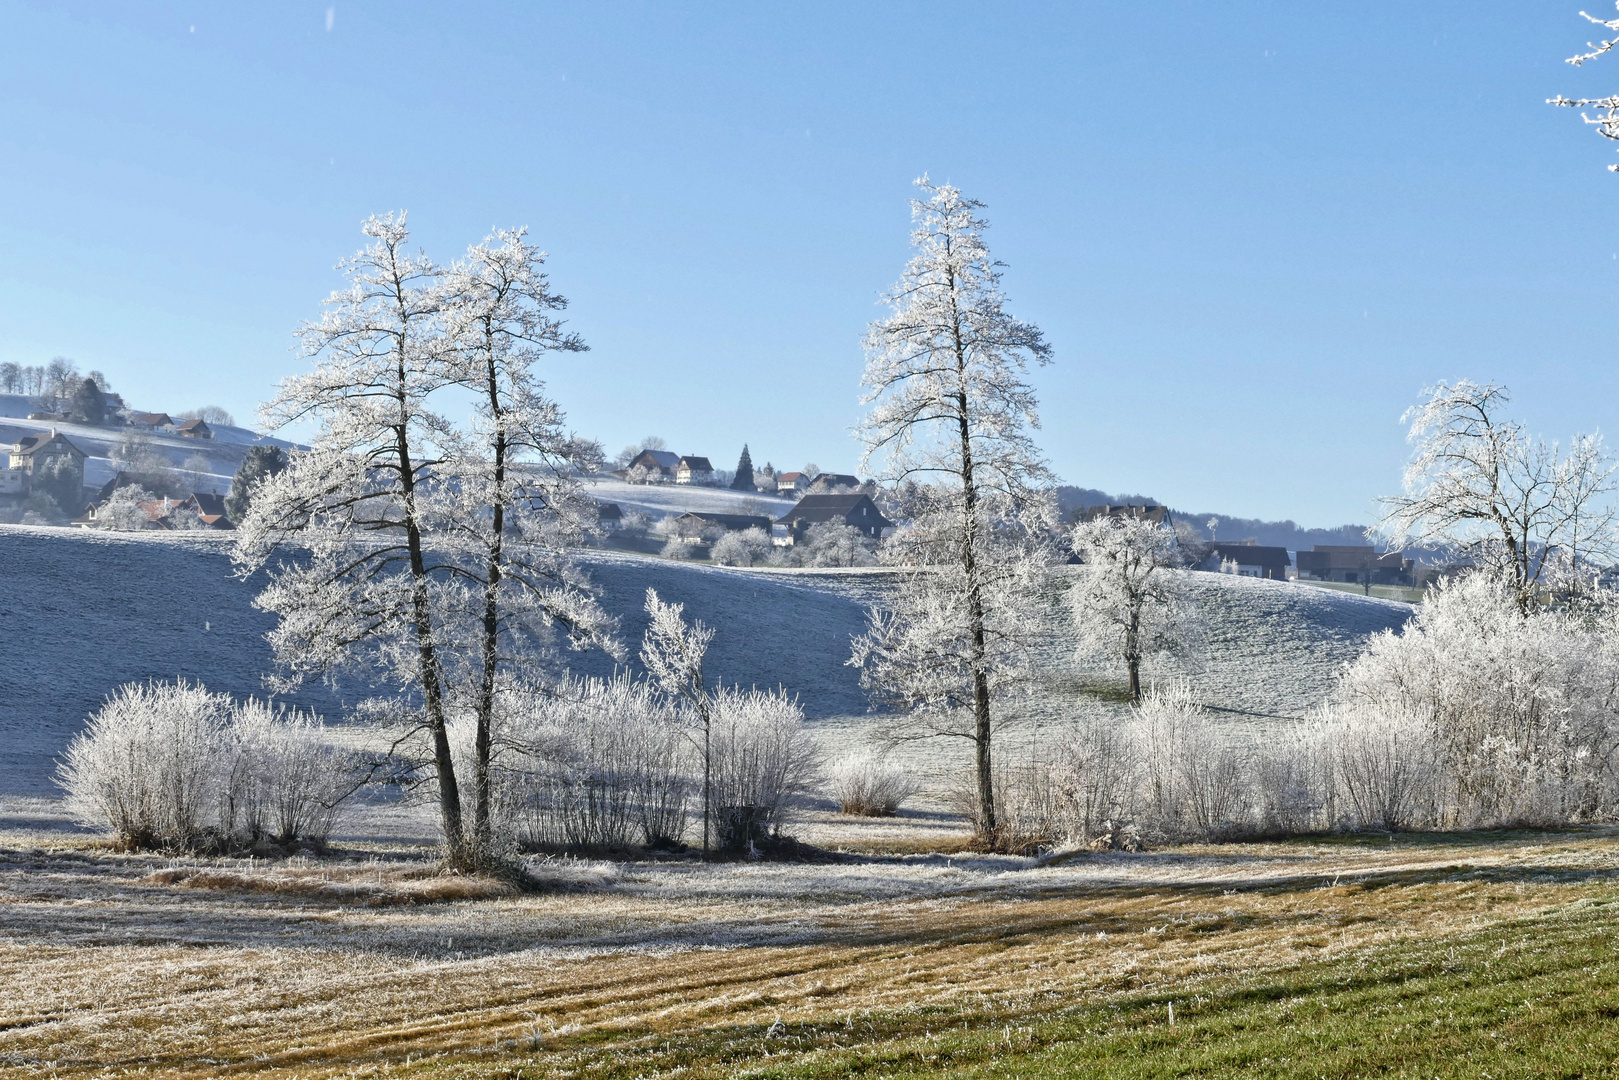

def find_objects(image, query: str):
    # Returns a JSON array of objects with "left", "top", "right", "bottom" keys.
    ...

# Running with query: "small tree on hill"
[
  {"left": 731, "top": 445, "right": 754, "bottom": 491},
  {"left": 1069, "top": 514, "right": 1199, "bottom": 699},
  {"left": 640, "top": 588, "right": 716, "bottom": 853},
  {"left": 71, "top": 378, "right": 106, "bottom": 424},
  {"left": 225, "top": 446, "right": 288, "bottom": 524}
]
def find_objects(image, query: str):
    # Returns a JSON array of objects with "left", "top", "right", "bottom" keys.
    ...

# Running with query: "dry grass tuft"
[{"left": 139, "top": 855, "right": 620, "bottom": 905}]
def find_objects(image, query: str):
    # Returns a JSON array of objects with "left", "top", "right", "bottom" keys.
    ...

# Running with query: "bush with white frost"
[
  {"left": 828, "top": 751, "right": 920, "bottom": 816},
  {"left": 472, "top": 674, "right": 690, "bottom": 851},
  {"left": 57, "top": 681, "right": 353, "bottom": 851},
  {"left": 707, "top": 686, "right": 818, "bottom": 849},
  {"left": 711, "top": 527, "right": 774, "bottom": 567}
]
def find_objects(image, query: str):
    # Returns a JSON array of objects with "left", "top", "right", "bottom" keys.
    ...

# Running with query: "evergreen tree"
[
  {"left": 731, "top": 444, "right": 754, "bottom": 490},
  {"left": 71, "top": 377, "right": 106, "bottom": 424},
  {"left": 225, "top": 445, "right": 288, "bottom": 524}
]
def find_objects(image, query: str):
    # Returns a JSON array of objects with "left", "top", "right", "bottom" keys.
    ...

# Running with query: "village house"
[
  {"left": 625, "top": 449, "right": 681, "bottom": 483},
  {"left": 774, "top": 471, "right": 811, "bottom": 495},
  {"left": 176, "top": 418, "right": 213, "bottom": 439},
  {"left": 775, "top": 492, "right": 895, "bottom": 544},
  {"left": 668, "top": 511, "right": 772, "bottom": 543},
  {"left": 9, "top": 430, "right": 86, "bottom": 487},
  {"left": 1295, "top": 545, "right": 1412, "bottom": 586},
  {"left": 674, "top": 455, "right": 715, "bottom": 485},
  {"left": 595, "top": 501, "right": 624, "bottom": 531},
  {"left": 0, "top": 467, "right": 23, "bottom": 496},
  {"left": 128, "top": 412, "right": 174, "bottom": 431},
  {"left": 1196, "top": 541, "right": 1291, "bottom": 580},
  {"left": 805, "top": 473, "right": 861, "bottom": 494}
]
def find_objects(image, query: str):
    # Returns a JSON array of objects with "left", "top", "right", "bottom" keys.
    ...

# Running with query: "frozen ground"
[
  {"left": 0, "top": 525, "right": 1413, "bottom": 829},
  {"left": 0, "top": 395, "right": 293, "bottom": 495},
  {"left": 581, "top": 476, "right": 796, "bottom": 522}
]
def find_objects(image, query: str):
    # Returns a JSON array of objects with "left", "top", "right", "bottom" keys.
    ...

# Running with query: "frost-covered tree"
[
  {"left": 233, "top": 213, "right": 474, "bottom": 853},
  {"left": 848, "top": 177, "right": 1055, "bottom": 843},
  {"left": 0, "top": 363, "right": 19, "bottom": 393},
  {"left": 1070, "top": 514, "right": 1199, "bottom": 700},
  {"left": 437, "top": 228, "right": 619, "bottom": 849},
  {"left": 731, "top": 444, "right": 754, "bottom": 491},
  {"left": 225, "top": 445, "right": 288, "bottom": 524},
  {"left": 1376, "top": 381, "right": 1618, "bottom": 612},
  {"left": 640, "top": 587, "right": 717, "bottom": 852},
  {"left": 181, "top": 405, "right": 236, "bottom": 427},
  {"left": 711, "top": 526, "right": 774, "bottom": 566},
  {"left": 92, "top": 484, "right": 157, "bottom": 531},
  {"left": 1550, "top": 5, "right": 1619, "bottom": 169},
  {"left": 43, "top": 356, "right": 78, "bottom": 400}
]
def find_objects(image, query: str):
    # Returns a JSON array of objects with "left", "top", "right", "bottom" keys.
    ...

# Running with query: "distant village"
[{"left": 0, "top": 365, "right": 1421, "bottom": 590}]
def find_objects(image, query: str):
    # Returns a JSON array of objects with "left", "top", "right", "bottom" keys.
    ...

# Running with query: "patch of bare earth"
[{"left": 2, "top": 830, "right": 1617, "bottom": 1077}]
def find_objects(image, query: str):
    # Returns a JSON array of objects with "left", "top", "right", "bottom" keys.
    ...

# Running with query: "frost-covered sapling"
[
  {"left": 848, "top": 177, "right": 1056, "bottom": 847},
  {"left": 706, "top": 686, "right": 817, "bottom": 849},
  {"left": 640, "top": 587, "right": 717, "bottom": 851},
  {"left": 1069, "top": 513, "right": 1200, "bottom": 700}
]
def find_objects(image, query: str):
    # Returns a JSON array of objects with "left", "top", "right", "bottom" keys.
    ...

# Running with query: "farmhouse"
[
  {"left": 776, "top": 471, "right": 812, "bottom": 495},
  {"left": 1296, "top": 545, "right": 1411, "bottom": 586},
  {"left": 176, "top": 418, "right": 213, "bottom": 439},
  {"left": 128, "top": 412, "right": 174, "bottom": 431},
  {"left": 9, "top": 430, "right": 86, "bottom": 483},
  {"left": 1197, "top": 542, "right": 1291, "bottom": 580},
  {"left": 626, "top": 449, "right": 681, "bottom": 482},
  {"left": 805, "top": 473, "right": 861, "bottom": 494},
  {"left": 669, "top": 511, "right": 772, "bottom": 542},
  {"left": 674, "top": 456, "right": 715, "bottom": 485},
  {"left": 776, "top": 493, "right": 894, "bottom": 544},
  {"left": 595, "top": 501, "right": 624, "bottom": 531}
]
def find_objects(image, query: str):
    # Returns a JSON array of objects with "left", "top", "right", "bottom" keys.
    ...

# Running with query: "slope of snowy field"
[
  {"left": 0, "top": 526, "right": 1415, "bottom": 809},
  {"left": 0, "top": 395, "right": 294, "bottom": 495},
  {"left": 581, "top": 476, "right": 797, "bottom": 522}
]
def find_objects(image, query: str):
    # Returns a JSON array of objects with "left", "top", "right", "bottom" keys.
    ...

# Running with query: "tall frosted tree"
[
  {"left": 731, "top": 444, "right": 755, "bottom": 491},
  {"left": 438, "top": 229, "right": 620, "bottom": 849},
  {"left": 233, "top": 214, "right": 471, "bottom": 852},
  {"left": 848, "top": 178, "right": 1055, "bottom": 844}
]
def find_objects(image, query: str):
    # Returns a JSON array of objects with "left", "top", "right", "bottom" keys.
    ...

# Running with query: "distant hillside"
[
  {"left": 1056, "top": 485, "right": 1371, "bottom": 550},
  {"left": 0, "top": 525, "right": 1414, "bottom": 801}
]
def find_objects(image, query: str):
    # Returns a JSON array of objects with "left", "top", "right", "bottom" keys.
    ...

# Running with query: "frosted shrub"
[
  {"left": 711, "top": 527, "right": 774, "bottom": 567},
  {"left": 827, "top": 751, "right": 920, "bottom": 816},
  {"left": 708, "top": 686, "right": 818, "bottom": 849},
  {"left": 492, "top": 675, "right": 690, "bottom": 850},
  {"left": 222, "top": 700, "right": 353, "bottom": 847},
  {"left": 776, "top": 522, "right": 877, "bottom": 568},
  {"left": 1319, "top": 705, "right": 1436, "bottom": 831},
  {"left": 57, "top": 681, "right": 352, "bottom": 851},
  {"left": 1132, "top": 682, "right": 1247, "bottom": 840},
  {"left": 59, "top": 681, "right": 231, "bottom": 850},
  {"left": 1332, "top": 571, "right": 1619, "bottom": 828},
  {"left": 1048, "top": 714, "right": 1136, "bottom": 844}
]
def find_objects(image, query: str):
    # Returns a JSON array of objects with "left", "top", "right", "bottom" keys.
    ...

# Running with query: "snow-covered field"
[
  {"left": 581, "top": 476, "right": 796, "bottom": 522},
  {"left": 0, "top": 394, "right": 294, "bottom": 496},
  {"left": 0, "top": 525, "right": 1414, "bottom": 826}
]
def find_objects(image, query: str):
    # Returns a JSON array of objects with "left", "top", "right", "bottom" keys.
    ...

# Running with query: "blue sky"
[{"left": 3, "top": 2, "right": 1618, "bottom": 525}]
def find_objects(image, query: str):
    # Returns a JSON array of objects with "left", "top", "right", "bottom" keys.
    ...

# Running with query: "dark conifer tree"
[
  {"left": 70, "top": 377, "right": 105, "bottom": 424},
  {"left": 731, "top": 443, "right": 755, "bottom": 490},
  {"left": 225, "top": 445, "right": 288, "bottom": 523}
]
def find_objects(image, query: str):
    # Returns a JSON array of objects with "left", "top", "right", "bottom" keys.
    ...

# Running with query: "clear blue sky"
[{"left": 3, "top": 2, "right": 1617, "bottom": 526}]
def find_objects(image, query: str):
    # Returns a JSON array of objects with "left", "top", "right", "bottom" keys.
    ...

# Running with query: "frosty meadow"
[{"left": 15, "top": 6, "right": 1619, "bottom": 1076}]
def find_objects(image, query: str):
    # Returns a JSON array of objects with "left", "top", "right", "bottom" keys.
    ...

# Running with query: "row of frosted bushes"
[
  {"left": 57, "top": 674, "right": 889, "bottom": 853},
  {"left": 987, "top": 572, "right": 1619, "bottom": 850}
]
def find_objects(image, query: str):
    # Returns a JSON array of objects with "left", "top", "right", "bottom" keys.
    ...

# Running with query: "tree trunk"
[
  {"left": 400, "top": 437, "right": 462, "bottom": 851},
  {"left": 1127, "top": 655, "right": 1141, "bottom": 701},
  {"left": 473, "top": 348, "right": 506, "bottom": 850}
]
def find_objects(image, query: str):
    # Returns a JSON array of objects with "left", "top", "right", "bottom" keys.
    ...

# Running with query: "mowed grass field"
[{"left": 6, "top": 828, "right": 1619, "bottom": 1079}]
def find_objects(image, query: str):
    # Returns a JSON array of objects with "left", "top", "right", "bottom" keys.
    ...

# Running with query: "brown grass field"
[{"left": 6, "top": 816, "right": 1619, "bottom": 1079}]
